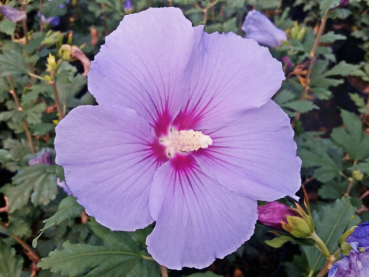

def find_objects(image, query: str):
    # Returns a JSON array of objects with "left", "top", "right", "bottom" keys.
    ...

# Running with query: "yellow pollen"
[{"left": 159, "top": 129, "right": 213, "bottom": 158}]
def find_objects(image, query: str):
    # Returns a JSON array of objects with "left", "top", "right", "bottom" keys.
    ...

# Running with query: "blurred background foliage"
[{"left": 1, "top": 0, "right": 369, "bottom": 276}]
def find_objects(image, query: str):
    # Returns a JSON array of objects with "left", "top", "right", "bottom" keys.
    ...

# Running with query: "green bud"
[
  {"left": 282, "top": 215, "right": 314, "bottom": 238},
  {"left": 290, "top": 22, "right": 299, "bottom": 39},
  {"left": 341, "top": 241, "right": 352, "bottom": 256},
  {"left": 296, "top": 28, "right": 306, "bottom": 41},
  {"left": 352, "top": 170, "right": 364, "bottom": 181},
  {"left": 59, "top": 45, "right": 73, "bottom": 61}
]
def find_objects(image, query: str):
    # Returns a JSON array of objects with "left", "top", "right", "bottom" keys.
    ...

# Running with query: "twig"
[
  {"left": 39, "top": 0, "right": 43, "bottom": 32},
  {"left": 8, "top": 76, "right": 35, "bottom": 154},
  {"left": 50, "top": 80, "right": 64, "bottom": 120},
  {"left": 101, "top": 4, "right": 109, "bottom": 36},
  {"left": 360, "top": 190, "right": 369, "bottom": 200},
  {"left": 302, "top": 176, "right": 315, "bottom": 186},
  {"left": 202, "top": 0, "right": 219, "bottom": 24},
  {"left": 168, "top": 0, "right": 173, "bottom": 7},
  {"left": 160, "top": 266, "right": 169, "bottom": 277},
  {"left": 293, "top": 10, "right": 330, "bottom": 122},
  {"left": 0, "top": 221, "right": 40, "bottom": 263},
  {"left": 343, "top": 177, "right": 354, "bottom": 197},
  {"left": 316, "top": 257, "right": 334, "bottom": 277}
]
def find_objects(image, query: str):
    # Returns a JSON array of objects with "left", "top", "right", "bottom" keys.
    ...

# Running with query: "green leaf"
[
  {"left": 0, "top": 48, "right": 29, "bottom": 77},
  {"left": 0, "top": 19, "right": 16, "bottom": 36},
  {"left": 318, "top": 179, "right": 352, "bottom": 199},
  {"left": 126, "top": 256, "right": 161, "bottom": 277},
  {"left": 1, "top": 164, "right": 57, "bottom": 212},
  {"left": 21, "top": 85, "right": 53, "bottom": 105},
  {"left": 0, "top": 149, "right": 17, "bottom": 163},
  {"left": 33, "top": 195, "right": 84, "bottom": 247},
  {"left": 324, "top": 61, "right": 359, "bottom": 77},
  {"left": 331, "top": 110, "right": 369, "bottom": 160},
  {"left": 348, "top": 158, "right": 369, "bottom": 174},
  {"left": 265, "top": 236, "right": 294, "bottom": 248},
  {"left": 38, "top": 219, "right": 155, "bottom": 277},
  {"left": 55, "top": 165, "right": 65, "bottom": 182},
  {"left": 0, "top": 239, "right": 23, "bottom": 277},
  {"left": 30, "top": 123, "right": 55, "bottom": 136},
  {"left": 319, "top": 31, "right": 346, "bottom": 43},
  {"left": 135, "top": 225, "right": 153, "bottom": 248},
  {"left": 320, "top": 0, "right": 340, "bottom": 14},
  {"left": 302, "top": 198, "right": 360, "bottom": 273},
  {"left": 282, "top": 100, "right": 319, "bottom": 114},
  {"left": 7, "top": 218, "right": 31, "bottom": 239}
]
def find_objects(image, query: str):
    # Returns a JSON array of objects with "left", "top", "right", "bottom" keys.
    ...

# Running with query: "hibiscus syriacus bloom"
[
  {"left": 55, "top": 8, "right": 301, "bottom": 269},
  {"left": 329, "top": 243, "right": 369, "bottom": 277},
  {"left": 242, "top": 10, "right": 287, "bottom": 48}
]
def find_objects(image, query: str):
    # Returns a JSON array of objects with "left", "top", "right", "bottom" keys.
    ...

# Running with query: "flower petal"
[
  {"left": 88, "top": 7, "right": 195, "bottom": 137},
  {"left": 192, "top": 100, "right": 301, "bottom": 201},
  {"left": 147, "top": 155, "right": 257, "bottom": 269},
  {"left": 55, "top": 105, "right": 167, "bottom": 231},
  {"left": 172, "top": 26, "right": 285, "bottom": 131}
]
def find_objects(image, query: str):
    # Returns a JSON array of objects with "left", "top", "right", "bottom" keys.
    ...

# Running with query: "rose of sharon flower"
[
  {"left": 329, "top": 243, "right": 369, "bottom": 277},
  {"left": 257, "top": 201, "right": 295, "bottom": 230},
  {"left": 55, "top": 7, "right": 301, "bottom": 269},
  {"left": 242, "top": 10, "right": 287, "bottom": 48}
]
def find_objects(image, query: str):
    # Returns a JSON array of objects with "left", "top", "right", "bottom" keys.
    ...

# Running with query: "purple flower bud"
[
  {"left": 0, "top": 5, "right": 27, "bottom": 23},
  {"left": 329, "top": 243, "right": 369, "bottom": 277},
  {"left": 124, "top": 0, "right": 133, "bottom": 13},
  {"left": 257, "top": 201, "right": 295, "bottom": 230},
  {"left": 281, "top": 56, "right": 294, "bottom": 69},
  {"left": 346, "top": 222, "right": 369, "bottom": 249},
  {"left": 28, "top": 150, "right": 52, "bottom": 166},
  {"left": 242, "top": 10, "right": 287, "bottom": 48}
]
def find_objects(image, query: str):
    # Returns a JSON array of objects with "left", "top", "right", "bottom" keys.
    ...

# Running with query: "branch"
[
  {"left": 8, "top": 76, "right": 35, "bottom": 154},
  {"left": 294, "top": 11, "right": 330, "bottom": 122}
]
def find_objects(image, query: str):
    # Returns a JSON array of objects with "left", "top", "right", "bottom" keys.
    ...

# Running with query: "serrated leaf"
[
  {"left": 348, "top": 158, "right": 369, "bottom": 174},
  {"left": 126, "top": 255, "right": 161, "bottom": 277},
  {"left": 30, "top": 123, "right": 55, "bottom": 136},
  {"left": 0, "top": 48, "right": 29, "bottom": 77},
  {"left": 282, "top": 100, "right": 319, "bottom": 113},
  {"left": 33, "top": 195, "right": 84, "bottom": 247},
  {"left": 7, "top": 218, "right": 31, "bottom": 239},
  {"left": 0, "top": 19, "right": 16, "bottom": 36},
  {"left": 1, "top": 164, "right": 57, "bottom": 212},
  {"left": 0, "top": 149, "right": 17, "bottom": 163},
  {"left": 38, "top": 219, "right": 155, "bottom": 277},
  {"left": 320, "top": 0, "right": 340, "bottom": 14},
  {"left": 302, "top": 198, "right": 360, "bottom": 273},
  {"left": 331, "top": 110, "right": 369, "bottom": 160},
  {"left": 273, "top": 89, "right": 295, "bottom": 105},
  {"left": 318, "top": 179, "right": 351, "bottom": 199},
  {"left": 55, "top": 165, "right": 65, "bottom": 182},
  {"left": 319, "top": 31, "right": 346, "bottom": 43},
  {"left": 0, "top": 239, "right": 23, "bottom": 277},
  {"left": 324, "top": 61, "right": 359, "bottom": 77}
]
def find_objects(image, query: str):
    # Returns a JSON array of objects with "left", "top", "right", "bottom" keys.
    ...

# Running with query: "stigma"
[{"left": 159, "top": 128, "right": 213, "bottom": 158}]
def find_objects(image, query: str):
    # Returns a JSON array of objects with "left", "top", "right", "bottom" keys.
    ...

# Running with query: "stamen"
[{"left": 159, "top": 128, "right": 212, "bottom": 158}]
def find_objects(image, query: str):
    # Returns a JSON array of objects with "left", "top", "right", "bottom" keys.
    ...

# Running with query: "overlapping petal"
[
  {"left": 147, "top": 155, "right": 257, "bottom": 269},
  {"left": 172, "top": 26, "right": 285, "bottom": 131},
  {"left": 55, "top": 105, "right": 167, "bottom": 231},
  {"left": 192, "top": 100, "right": 301, "bottom": 201},
  {"left": 88, "top": 8, "right": 195, "bottom": 137}
]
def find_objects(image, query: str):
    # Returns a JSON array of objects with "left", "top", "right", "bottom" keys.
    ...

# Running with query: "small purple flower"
[
  {"left": 257, "top": 201, "right": 295, "bottom": 230},
  {"left": 38, "top": 12, "right": 60, "bottom": 27},
  {"left": 55, "top": 8, "right": 301, "bottom": 269},
  {"left": 124, "top": 0, "right": 133, "bottom": 13},
  {"left": 242, "top": 10, "right": 287, "bottom": 48},
  {"left": 28, "top": 149, "right": 52, "bottom": 166},
  {"left": 0, "top": 5, "right": 27, "bottom": 22},
  {"left": 329, "top": 243, "right": 369, "bottom": 277},
  {"left": 346, "top": 222, "right": 369, "bottom": 250}
]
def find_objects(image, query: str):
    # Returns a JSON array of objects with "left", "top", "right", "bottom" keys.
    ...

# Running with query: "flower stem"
[
  {"left": 344, "top": 177, "right": 354, "bottom": 197},
  {"left": 50, "top": 80, "right": 64, "bottom": 120},
  {"left": 101, "top": 4, "right": 109, "bottom": 36},
  {"left": 316, "top": 257, "right": 334, "bottom": 277},
  {"left": 160, "top": 265, "right": 168, "bottom": 277},
  {"left": 310, "top": 232, "right": 330, "bottom": 258},
  {"left": 8, "top": 76, "right": 35, "bottom": 154},
  {"left": 294, "top": 10, "right": 330, "bottom": 122}
]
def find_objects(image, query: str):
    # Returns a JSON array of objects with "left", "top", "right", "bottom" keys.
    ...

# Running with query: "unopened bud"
[
  {"left": 282, "top": 215, "right": 314, "bottom": 238},
  {"left": 352, "top": 170, "right": 364, "bottom": 181},
  {"left": 257, "top": 201, "right": 295, "bottom": 230}
]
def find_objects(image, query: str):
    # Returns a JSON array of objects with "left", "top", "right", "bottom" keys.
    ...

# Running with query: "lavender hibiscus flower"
[
  {"left": 329, "top": 243, "right": 369, "bottom": 277},
  {"left": 55, "top": 7, "right": 301, "bottom": 269},
  {"left": 242, "top": 10, "right": 287, "bottom": 48}
]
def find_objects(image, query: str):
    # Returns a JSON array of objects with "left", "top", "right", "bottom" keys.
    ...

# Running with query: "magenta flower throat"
[{"left": 55, "top": 7, "right": 301, "bottom": 269}]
